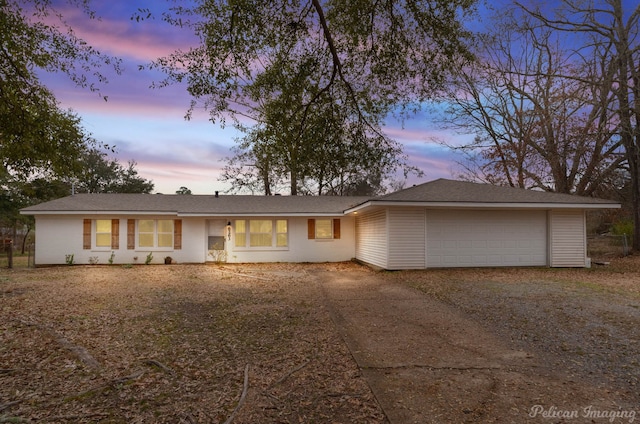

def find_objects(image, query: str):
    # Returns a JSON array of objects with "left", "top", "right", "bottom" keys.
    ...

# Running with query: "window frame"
[
  {"left": 94, "top": 219, "right": 112, "bottom": 248},
  {"left": 85, "top": 218, "right": 118, "bottom": 251},
  {"left": 314, "top": 218, "right": 334, "bottom": 239},
  {"left": 234, "top": 219, "right": 288, "bottom": 250},
  {"left": 136, "top": 219, "right": 175, "bottom": 250},
  {"left": 307, "top": 218, "right": 341, "bottom": 241}
]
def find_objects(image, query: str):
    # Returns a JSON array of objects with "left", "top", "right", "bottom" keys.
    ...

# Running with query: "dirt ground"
[{"left": 1, "top": 258, "right": 640, "bottom": 423}]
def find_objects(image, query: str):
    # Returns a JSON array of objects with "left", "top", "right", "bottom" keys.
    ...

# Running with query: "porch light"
[{"left": 226, "top": 221, "right": 232, "bottom": 240}]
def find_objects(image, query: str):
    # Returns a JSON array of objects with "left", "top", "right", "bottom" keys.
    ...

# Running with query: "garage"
[
  {"left": 347, "top": 179, "right": 619, "bottom": 270},
  {"left": 425, "top": 210, "right": 548, "bottom": 267}
]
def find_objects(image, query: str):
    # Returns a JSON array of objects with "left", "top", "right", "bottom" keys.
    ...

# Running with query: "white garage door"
[{"left": 426, "top": 210, "right": 547, "bottom": 267}]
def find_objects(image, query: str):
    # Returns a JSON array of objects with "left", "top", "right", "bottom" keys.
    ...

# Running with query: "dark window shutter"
[
  {"left": 307, "top": 219, "right": 315, "bottom": 239},
  {"left": 83, "top": 219, "right": 91, "bottom": 250},
  {"left": 333, "top": 219, "right": 341, "bottom": 239},
  {"left": 174, "top": 219, "right": 182, "bottom": 250},
  {"left": 111, "top": 219, "right": 119, "bottom": 249},
  {"left": 127, "top": 219, "right": 135, "bottom": 250}
]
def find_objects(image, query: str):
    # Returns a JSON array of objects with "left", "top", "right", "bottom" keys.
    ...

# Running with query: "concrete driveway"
[{"left": 311, "top": 267, "right": 624, "bottom": 424}]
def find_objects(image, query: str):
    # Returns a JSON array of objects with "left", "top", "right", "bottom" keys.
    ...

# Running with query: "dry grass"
[
  {"left": 2, "top": 257, "right": 640, "bottom": 423},
  {"left": 0, "top": 263, "right": 385, "bottom": 423}
]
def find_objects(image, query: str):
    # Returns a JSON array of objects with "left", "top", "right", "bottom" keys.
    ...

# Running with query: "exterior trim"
[{"left": 345, "top": 201, "right": 621, "bottom": 214}]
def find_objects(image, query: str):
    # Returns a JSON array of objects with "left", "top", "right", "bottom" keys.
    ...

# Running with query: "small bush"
[
  {"left": 65, "top": 254, "right": 74, "bottom": 266},
  {"left": 145, "top": 252, "right": 153, "bottom": 265},
  {"left": 611, "top": 219, "right": 633, "bottom": 237},
  {"left": 88, "top": 256, "right": 99, "bottom": 265},
  {"left": 108, "top": 251, "right": 115, "bottom": 265}
]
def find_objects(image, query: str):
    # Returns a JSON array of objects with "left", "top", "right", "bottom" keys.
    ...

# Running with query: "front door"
[{"left": 207, "top": 219, "right": 227, "bottom": 262}]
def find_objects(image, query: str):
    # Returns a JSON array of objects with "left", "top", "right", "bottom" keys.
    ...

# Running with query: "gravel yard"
[
  {"left": 1, "top": 257, "right": 640, "bottom": 423},
  {"left": 391, "top": 257, "right": 640, "bottom": 396}
]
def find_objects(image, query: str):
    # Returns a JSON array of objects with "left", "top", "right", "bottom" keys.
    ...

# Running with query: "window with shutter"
[{"left": 308, "top": 219, "right": 341, "bottom": 240}]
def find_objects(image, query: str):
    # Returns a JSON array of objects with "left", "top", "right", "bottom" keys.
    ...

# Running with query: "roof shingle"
[
  {"left": 20, "top": 179, "right": 619, "bottom": 216},
  {"left": 374, "top": 179, "right": 617, "bottom": 204}
]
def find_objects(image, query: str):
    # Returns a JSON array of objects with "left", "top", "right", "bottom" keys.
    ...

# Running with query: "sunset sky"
[{"left": 41, "top": 0, "right": 472, "bottom": 195}]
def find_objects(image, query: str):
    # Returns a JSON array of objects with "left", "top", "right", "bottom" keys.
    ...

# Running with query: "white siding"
[
  {"left": 426, "top": 210, "right": 548, "bottom": 268},
  {"left": 550, "top": 210, "right": 586, "bottom": 267},
  {"left": 34, "top": 216, "right": 84, "bottom": 265},
  {"left": 34, "top": 215, "right": 359, "bottom": 265},
  {"left": 33, "top": 215, "right": 207, "bottom": 265},
  {"left": 355, "top": 209, "right": 388, "bottom": 268},
  {"left": 387, "top": 208, "right": 426, "bottom": 269},
  {"left": 227, "top": 216, "right": 356, "bottom": 263}
]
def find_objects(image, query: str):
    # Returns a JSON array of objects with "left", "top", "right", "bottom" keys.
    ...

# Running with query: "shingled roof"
[
  {"left": 343, "top": 179, "right": 619, "bottom": 212},
  {"left": 21, "top": 179, "right": 619, "bottom": 216},
  {"left": 375, "top": 179, "right": 617, "bottom": 204},
  {"left": 20, "top": 193, "right": 371, "bottom": 216}
]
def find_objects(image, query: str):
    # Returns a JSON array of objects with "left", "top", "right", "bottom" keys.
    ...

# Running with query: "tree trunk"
[{"left": 21, "top": 227, "right": 31, "bottom": 255}]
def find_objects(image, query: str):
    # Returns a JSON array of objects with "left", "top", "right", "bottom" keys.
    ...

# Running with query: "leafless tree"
[
  {"left": 442, "top": 11, "right": 625, "bottom": 197},
  {"left": 516, "top": 0, "right": 640, "bottom": 249}
]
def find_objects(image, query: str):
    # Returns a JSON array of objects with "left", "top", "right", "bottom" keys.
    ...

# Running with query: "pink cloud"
[{"left": 48, "top": 4, "right": 195, "bottom": 62}]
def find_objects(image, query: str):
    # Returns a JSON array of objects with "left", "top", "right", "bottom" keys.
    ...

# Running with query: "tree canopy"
[
  {"left": 152, "top": 0, "right": 476, "bottom": 121},
  {"left": 1, "top": 0, "right": 120, "bottom": 178},
  {"left": 147, "top": 0, "right": 476, "bottom": 194},
  {"left": 72, "top": 148, "right": 154, "bottom": 194}
]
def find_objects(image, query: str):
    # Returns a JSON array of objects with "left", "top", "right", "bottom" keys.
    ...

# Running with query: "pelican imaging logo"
[{"left": 529, "top": 405, "right": 636, "bottom": 423}]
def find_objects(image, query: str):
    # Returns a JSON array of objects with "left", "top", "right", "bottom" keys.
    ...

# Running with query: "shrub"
[
  {"left": 145, "top": 252, "right": 153, "bottom": 265},
  {"left": 610, "top": 219, "right": 634, "bottom": 251},
  {"left": 611, "top": 219, "right": 633, "bottom": 237}
]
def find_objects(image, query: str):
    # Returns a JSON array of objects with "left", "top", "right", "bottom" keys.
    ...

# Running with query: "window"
[
  {"left": 84, "top": 219, "right": 119, "bottom": 250},
  {"left": 95, "top": 220, "right": 112, "bottom": 247},
  {"left": 250, "top": 220, "right": 272, "bottom": 247},
  {"left": 276, "top": 220, "right": 288, "bottom": 247},
  {"left": 315, "top": 219, "right": 333, "bottom": 239},
  {"left": 138, "top": 219, "right": 174, "bottom": 248},
  {"left": 138, "top": 220, "right": 155, "bottom": 247},
  {"left": 234, "top": 219, "right": 288, "bottom": 248},
  {"left": 235, "top": 220, "right": 247, "bottom": 247},
  {"left": 157, "top": 220, "right": 174, "bottom": 247},
  {"left": 307, "top": 219, "right": 341, "bottom": 240}
]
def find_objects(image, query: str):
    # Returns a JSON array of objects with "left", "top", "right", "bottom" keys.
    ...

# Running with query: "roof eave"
[
  {"left": 344, "top": 200, "right": 621, "bottom": 214},
  {"left": 179, "top": 212, "right": 346, "bottom": 217},
  {"left": 22, "top": 210, "right": 351, "bottom": 217},
  {"left": 20, "top": 210, "right": 178, "bottom": 216}
]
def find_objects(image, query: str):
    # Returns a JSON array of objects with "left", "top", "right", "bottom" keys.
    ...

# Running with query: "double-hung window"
[
  {"left": 307, "top": 218, "right": 341, "bottom": 240},
  {"left": 95, "top": 220, "right": 112, "bottom": 247},
  {"left": 138, "top": 219, "right": 174, "bottom": 248},
  {"left": 83, "top": 219, "right": 119, "bottom": 250},
  {"left": 314, "top": 219, "right": 333, "bottom": 239},
  {"left": 234, "top": 219, "right": 288, "bottom": 248}
]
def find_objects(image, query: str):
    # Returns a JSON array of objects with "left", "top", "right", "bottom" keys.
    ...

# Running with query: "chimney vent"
[{"left": 215, "top": 191, "right": 219, "bottom": 198}]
